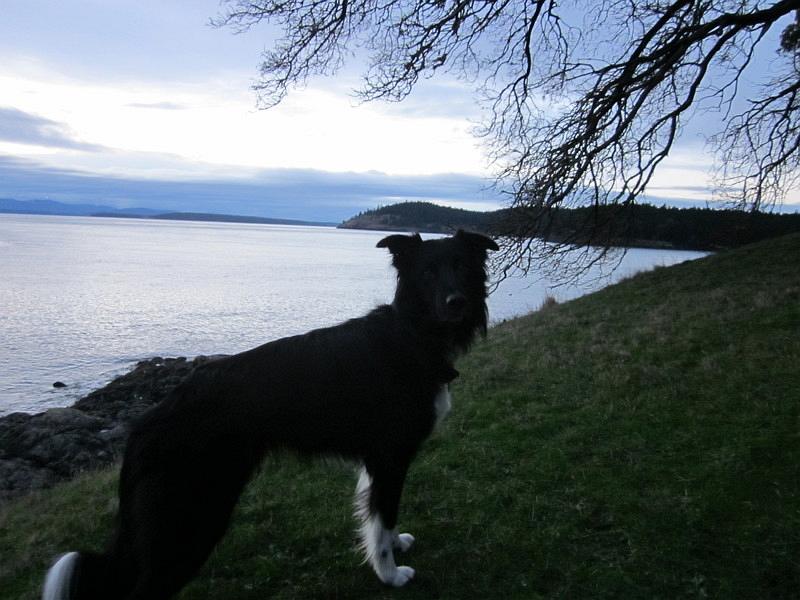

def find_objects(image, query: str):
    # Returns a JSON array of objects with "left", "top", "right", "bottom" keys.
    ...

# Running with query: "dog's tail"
[{"left": 42, "top": 550, "right": 125, "bottom": 600}]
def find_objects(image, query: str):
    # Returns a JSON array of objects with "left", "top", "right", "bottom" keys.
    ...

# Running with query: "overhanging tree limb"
[{"left": 214, "top": 0, "right": 800, "bottom": 279}]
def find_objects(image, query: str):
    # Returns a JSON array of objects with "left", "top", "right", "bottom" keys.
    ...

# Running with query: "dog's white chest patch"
[{"left": 434, "top": 385, "right": 452, "bottom": 426}]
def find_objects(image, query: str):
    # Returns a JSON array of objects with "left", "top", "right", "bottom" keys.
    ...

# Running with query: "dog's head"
[{"left": 377, "top": 230, "right": 498, "bottom": 346}]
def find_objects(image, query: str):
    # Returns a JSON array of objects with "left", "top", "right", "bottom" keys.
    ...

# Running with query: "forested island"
[{"left": 340, "top": 201, "right": 800, "bottom": 251}]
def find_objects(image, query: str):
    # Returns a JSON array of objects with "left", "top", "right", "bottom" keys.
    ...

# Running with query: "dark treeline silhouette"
[{"left": 340, "top": 201, "right": 800, "bottom": 251}]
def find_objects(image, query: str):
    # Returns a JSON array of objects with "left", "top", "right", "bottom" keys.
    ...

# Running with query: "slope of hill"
[
  {"left": 1, "top": 234, "right": 798, "bottom": 599},
  {"left": 0, "top": 199, "right": 335, "bottom": 227},
  {"left": 0, "top": 197, "right": 162, "bottom": 217},
  {"left": 339, "top": 200, "right": 498, "bottom": 233}
]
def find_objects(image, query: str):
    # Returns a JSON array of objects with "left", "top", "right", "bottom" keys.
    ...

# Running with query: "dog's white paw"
[
  {"left": 394, "top": 532, "right": 415, "bottom": 552},
  {"left": 384, "top": 565, "right": 415, "bottom": 587}
]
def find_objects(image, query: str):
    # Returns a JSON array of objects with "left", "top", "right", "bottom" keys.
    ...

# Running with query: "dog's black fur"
[{"left": 42, "top": 230, "right": 498, "bottom": 600}]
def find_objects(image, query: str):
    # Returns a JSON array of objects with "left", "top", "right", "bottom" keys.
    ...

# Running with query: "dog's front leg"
[{"left": 354, "top": 464, "right": 415, "bottom": 587}]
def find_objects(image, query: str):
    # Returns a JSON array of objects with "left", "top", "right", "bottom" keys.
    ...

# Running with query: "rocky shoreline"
[{"left": 0, "top": 355, "right": 223, "bottom": 502}]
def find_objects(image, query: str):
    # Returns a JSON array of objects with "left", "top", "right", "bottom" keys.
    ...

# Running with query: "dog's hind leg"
[
  {"left": 117, "top": 437, "right": 257, "bottom": 600},
  {"left": 354, "top": 464, "right": 415, "bottom": 587}
]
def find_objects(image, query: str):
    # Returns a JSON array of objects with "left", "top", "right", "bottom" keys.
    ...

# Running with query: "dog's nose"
[{"left": 446, "top": 293, "right": 466, "bottom": 312}]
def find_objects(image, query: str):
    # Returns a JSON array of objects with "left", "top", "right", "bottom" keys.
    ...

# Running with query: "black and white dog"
[{"left": 43, "top": 230, "right": 498, "bottom": 600}]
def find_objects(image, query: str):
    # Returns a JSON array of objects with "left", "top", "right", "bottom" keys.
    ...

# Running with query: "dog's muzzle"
[{"left": 442, "top": 293, "right": 467, "bottom": 321}]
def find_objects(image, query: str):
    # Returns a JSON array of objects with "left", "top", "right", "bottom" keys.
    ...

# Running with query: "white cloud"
[
  {"left": 645, "top": 145, "right": 717, "bottom": 202},
  {"left": 0, "top": 106, "right": 105, "bottom": 151},
  {"left": 126, "top": 102, "right": 188, "bottom": 110},
  {"left": 0, "top": 62, "right": 489, "bottom": 179},
  {"left": 646, "top": 144, "right": 800, "bottom": 207}
]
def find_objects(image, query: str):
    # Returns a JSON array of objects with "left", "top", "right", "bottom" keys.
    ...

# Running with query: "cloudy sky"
[{"left": 0, "top": 0, "right": 797, "bottom": 221}]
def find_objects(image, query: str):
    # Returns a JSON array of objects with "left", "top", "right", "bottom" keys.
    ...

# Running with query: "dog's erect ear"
[
  {"left": 376, "top": 233, "right": 423, "bottom": 256},
  {"left": 455, "top": 230, "right": 499, "bottom": 252}
]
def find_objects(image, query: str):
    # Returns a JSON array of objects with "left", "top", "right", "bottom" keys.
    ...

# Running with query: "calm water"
[{"left": 0, "top": 214, "right": 706, "bottom": 415}]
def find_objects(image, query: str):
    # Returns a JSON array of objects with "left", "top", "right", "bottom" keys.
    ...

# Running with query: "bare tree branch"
[{"left": 214, "top": 0, "right": 800, "bottom": 280}]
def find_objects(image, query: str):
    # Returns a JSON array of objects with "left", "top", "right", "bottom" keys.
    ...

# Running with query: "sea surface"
[{"left": 0, "top": 214, "right": 706, "bottom": 415}]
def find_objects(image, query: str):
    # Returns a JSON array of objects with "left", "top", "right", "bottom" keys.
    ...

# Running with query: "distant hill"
[
  {"left": 0, "top": 198, "right": 162, "bottom": 217},
  {"left": 340, "top": 200, "right": 800, "bottom": 251},
  {"left": 148, "top": 212, "right": 336, "bottom": 227},
  {"left": 0, "top": 198, "right": 335, "bottom": 228}
]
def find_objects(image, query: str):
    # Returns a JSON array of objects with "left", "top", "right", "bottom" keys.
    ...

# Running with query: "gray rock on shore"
[{"left": 0, "top": 355, "right": 224, "bottom": 502}]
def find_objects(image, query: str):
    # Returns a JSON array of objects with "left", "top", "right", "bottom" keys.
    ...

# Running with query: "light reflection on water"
[{"left": 0, "top": 214, "right": 706, "bottom": 415}]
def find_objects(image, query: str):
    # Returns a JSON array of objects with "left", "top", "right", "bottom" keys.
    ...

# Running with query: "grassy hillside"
[{"left": 2, "top": 234, "right": 798, "bottom": 599}]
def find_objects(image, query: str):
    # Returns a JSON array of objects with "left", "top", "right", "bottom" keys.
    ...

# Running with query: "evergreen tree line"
[{"left": 344, "top": 201, "right": 800, "bottom": 251}]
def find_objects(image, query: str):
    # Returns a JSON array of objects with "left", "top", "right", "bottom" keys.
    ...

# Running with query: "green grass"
[{"left": 2, "top": 234, "right": 799, "bottom": 599}]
